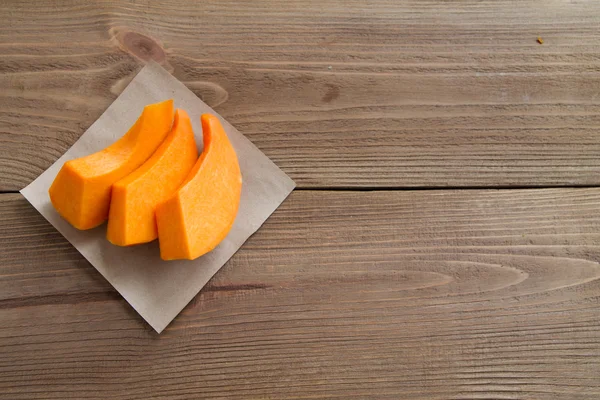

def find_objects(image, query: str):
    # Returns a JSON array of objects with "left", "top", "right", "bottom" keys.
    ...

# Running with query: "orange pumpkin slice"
[
  {"left": 107, "top": 109, "right": 199, "bottom": 246},
  {"left": 156, "top": 114, "right": 242, "bottom": 261},
  {"left": 49, "top": 99, "right": 174, "bottom": 230}
]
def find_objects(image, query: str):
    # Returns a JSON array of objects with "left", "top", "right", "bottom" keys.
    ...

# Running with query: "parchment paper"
[{"left": 20, "top": 62, "right": 295, "bottom": 333}]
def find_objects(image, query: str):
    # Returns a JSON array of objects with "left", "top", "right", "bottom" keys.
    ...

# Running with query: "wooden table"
[{"left": 2, "top": 1, "right": 600, "bottom": 398}]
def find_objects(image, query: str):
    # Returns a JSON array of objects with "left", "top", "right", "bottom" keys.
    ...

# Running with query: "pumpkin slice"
[
  {"left": 107, "top": 109, "right": 199, "bottom": 246},
  {"left": 49, "top": 99, "right": 174, "bottom": 230},
  {"left": 156, "top": 114, "right": 242, "bottom": 261}
]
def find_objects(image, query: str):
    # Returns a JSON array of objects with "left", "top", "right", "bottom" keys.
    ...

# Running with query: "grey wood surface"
[
  {"left": 1, "top": 1, "right": 600, "bottom": 399},
  {"left": 2, "top": 190, "right": 600, "bottom": 399},
  {"left": 1, "top": 0, "right": 600, "bottom": 189}
]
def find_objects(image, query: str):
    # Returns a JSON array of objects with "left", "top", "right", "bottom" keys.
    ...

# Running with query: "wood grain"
[
  {"left": 2, "top": 0, "right": 600, "bottom": 189},
  {"left": 2, "top": 188, "right": 600, "bottom": 399},
  {"left": 3, "top": 1, "right": 600, "bottom": 398}
]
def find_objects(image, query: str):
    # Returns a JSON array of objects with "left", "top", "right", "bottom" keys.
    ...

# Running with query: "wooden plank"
[
  {"left": 1, "top": 189, "right": 600, "bottom": 399},
  {"left": 2, "top": 1, "right": 600, "bottom": 189}
]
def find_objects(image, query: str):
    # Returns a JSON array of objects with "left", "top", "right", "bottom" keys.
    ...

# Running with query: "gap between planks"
[{"left": 4, "top": 184, "right": 600, "bottom": 195}]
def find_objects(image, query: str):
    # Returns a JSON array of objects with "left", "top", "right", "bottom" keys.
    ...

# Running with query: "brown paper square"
[{"left": 20, "top": 62, "right": 295, "bottom": 333}]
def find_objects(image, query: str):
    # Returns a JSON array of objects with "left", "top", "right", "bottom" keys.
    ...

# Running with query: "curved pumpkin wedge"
[
  {"left": 156, "top": 114, "right": 242, "bottom": 261},
  {"left": 106, "top": 109, "right": 199, "bottom": 246},
  {"left": 49, "top": 99, "right": 174, "bottom": 230}
]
